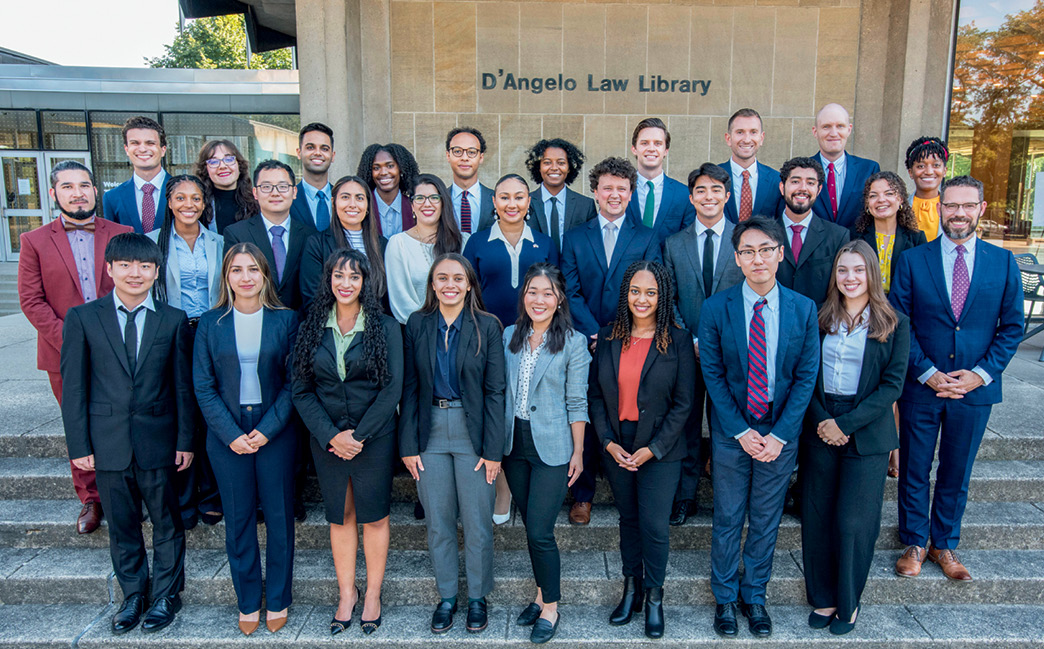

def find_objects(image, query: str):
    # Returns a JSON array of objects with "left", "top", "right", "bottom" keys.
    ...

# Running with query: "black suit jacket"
[
  {"left": 471, "top": 183, "right": 499, "bottom": 233},
  {"left": 805, "top": 313, "right": 910, "bottom": 456},
  {"left": 223, "top": 213, "right": 317, "bottom": 311},
  {"left": 528, "top": 187, "right": 597, "bottom": 249},
  {"left": 298, "top": 228, "right": 389, "bottom": 307},
  {"left": 399, "top": 309, "right": 506, "bottom": 461},
  {"left": 60, "top": 294, "right": 194, "bottom": 471},
  {"left": 588, "top": 326, "right": 696, "bottom": 463},
  {"left": 293, "top": 314, "right": 403, "bottom": 447},
  {"left": 777, "top": 215, "right": 851, "bottom": 306},
  {"left": 853, "top": 226, "right": 927, "bottom": 289}
]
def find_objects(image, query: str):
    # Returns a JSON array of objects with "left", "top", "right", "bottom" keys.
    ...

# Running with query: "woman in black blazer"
[
  {"left": 399, "top": 253, "right": 506, "bottom": 635},
  {"left": 589, "top": 260, "right": 695, "bottom": 639},
  {"left": 801, "top": 239, "right": 910, "bottom": 636},
  {"left": 292, "top": 248, "right": 402, "bottom": 636},
  {"left": 193, "top": 243, "right": 299, "bottom": 635}
]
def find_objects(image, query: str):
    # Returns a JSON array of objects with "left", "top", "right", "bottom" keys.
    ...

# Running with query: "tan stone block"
[
  {"left": 562, "top": 4, "right": 606, "bottom": 115},
  {"left": 582, "top": 115, "right": 631, "bottom": 196},
  {"left": 604, "top": 4, "right": 648, "bottom": 116},
  {"left": 541, "top": 115, "right": 586, "bottom": 146},
  {"left": 689, "top": 6, "right": 733, "bottom": 116},
  {"left": 645, "top": 5, "right": 692, "bottom": 116},
  {"left": 667, "top": 0, "right": 715, "bottom": 6},
  {"left": 665, "top": 115, "right": 712, "bottom": 182},
  {"left": 759, "top": 116, "right": 795, "bottom": 168},
  {"left": 390, "top": 1, "right": 435, "bottom": 112},
  {"left": 413, "top": 113, "right": 462, "bottom": 179},
  {"left": 500, "top": 114, "right": 544, "bottom": 179},
  {"left": 477, "top": 3, "right": 520, "bottom": 114},
  {"left": 756, "top": 0, "right": 800, "bottom": 6},
  {"left": 798, "top": 0, "right": 841, "bottom": 6},
  {"left": 814, "top": 7, "right": 859, "bottom": 113},
  {"left": 771, "top": 8, "right": 817, "bottom": 117},
  {"left": 519, "top": 4, "right": 564, "bottom": 115},
  {"left": 456, "top": 113, "right": 502, "bottom": 185},
  {"left": 790, "top": 117, "right": 818, "bottom": 159},
  {"left": 434, "top": 2, "right": 477, "bottom": 113},
  {"left": 391, "top": 112, "right": 416, "bottom": 153},
  {"left": 729, "top": 7, "right": 775, "bottom": 115}
]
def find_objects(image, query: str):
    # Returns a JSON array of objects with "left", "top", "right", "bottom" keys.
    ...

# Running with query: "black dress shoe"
[
  {"left": 414, "top": 501, "right": 425, "bottom": 520},
  {"left": 466, "top": 598, "right": 488, "bottom": 633},
  {"left": 740, "top": 602, "right": 772, "bottom": 637},
  {"left": 111, "top": 593, "right": 146, "bottom": 634},
  {"left": 141, "top": 594, "right": 182, "bottom": 633},
  {"left": 182, "top": 514, "right": 199, "bottom": 531},
  {"left": 608, "top": 576, "right": 644, "bottom": 625},
  {"left": 430, "top": 600, "right": 456, "bottom": 633},
  {"left": 644, "top": 586, "right": 664, "bottom": 639},
  {"left": 255, "top": 508, "right": 265, "bottom": 525},
  {"left": 713, "top": 601, "right": 739, "bottom": 637},
  {"left": 530, "top": 612, "right": 559, "bottom": 644},
  {"left": 516, "top": 602, "right": 542, "bottom": 626},
  {"left": 361, "top": 598, "right": 382, "bottom": 635},
  {"left": 829, "top": 607, "right": 858, "bottom": 636},
  {"left": 200, "top": 510, "right": 223, "bottom": 526},
  {"left": 808, "top": 610, "right": 833, "bottom": 629},
  {"left": 669, "top": 500, "right": 692, "bottom": 526}
]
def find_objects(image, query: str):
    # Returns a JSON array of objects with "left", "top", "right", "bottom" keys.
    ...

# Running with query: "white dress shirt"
[
  {"left": 597, "top": 214, "right": 622, "bottom": 264},
  {"left": 694, "top": 216, "right": 726, "bottom": 268},
  {"left": 634, "top": 171, "right": 665, "bottom": 224},
  {"left": 822, "top": 307, "right": 869, "bottom": 396},
  {"left": 488, "top": 222, "right": 535, "bottom": 288},
  {"left": 729, "top": 158, "right": 758, "bottom": 216},
  {"left": 782, "top": 213, "right": 812, "bottom": 246},
  {"left": 113, "top": 292, "right": 156, "bottom": 356},
  {"left": 133, "top": 169, "right": 167, "bottom": 220}
]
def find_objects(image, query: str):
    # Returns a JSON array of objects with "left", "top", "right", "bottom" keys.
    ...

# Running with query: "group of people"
[{"left": 16, "top": 105, "right": 1024, "bottom": 642}]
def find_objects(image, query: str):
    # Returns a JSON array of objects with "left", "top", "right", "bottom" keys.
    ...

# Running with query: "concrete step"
[
  {"left": 2, "top": 546, "right": 1043, "bottom": 607},
  {"left": 2, "top": 603, "right": 1042, "bottom": 649},
  {"left": 2, "top": 499, "right": 1042, "bottom": 553}
]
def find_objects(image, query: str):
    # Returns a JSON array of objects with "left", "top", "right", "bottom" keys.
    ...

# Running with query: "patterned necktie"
[
  {"left": 118, "top": 305, "right": 142, "bottom": 375},
  {"left": 827, "top": 162, "right": 838, "bottom": 221},
  {"left": 702, "top": 230, "right": 715, "bottom": 298},
  {"left": 643, "top": 180, "right": 655, "bottom": 227},
  {"left": 746, "top": 298, "right": 769, "bottom": 419},
  {"left": 603, "top": 221, "right": 617, "bottom": 266},
  {"left": 270, "top": 225, "right": 287, "bottom": 282},
  {"left": 790, "top": 224, "right": 804, "bottom": 262},
  {"left": 141, "top": 183, "right": 156, "bottom": 233},
  {"left": 460, "top": 189, "right": 472, "bottom": 234},
  {"left": 315, "top": 190, "right": 331, "bottom": 231},
  {"left": 739, "top": 170, "right": 753, "bottom": 222},
  {"left": 952, "top": 244, "right": 970, "bottom": 320},
  {"left": 549, "top": 196, "right": 561, "bottom": 247}
]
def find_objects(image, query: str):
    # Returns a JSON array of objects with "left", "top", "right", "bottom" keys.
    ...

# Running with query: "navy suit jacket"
[
  {"left": 528, "top": 187, "right": 597, "bottom": 248},
  {"left": 810, "top": 152, "right": 880, "bottom": 229},
  {"left": 887, "top": 237, "right": 1023, "bottom": 405},
  {"left": 465, "top": 183, "right": 499, "bottom": 233},
  {"left": 560, "top": 216, "right": 662, "bottom": 337},
  {"left": 289, "top": 181, "right": 332, "bottom": 231},
  {"left": 718, "top": 161, "right": 784, "bottom": 223},
  {"left": 223, "top": 212, "right": 317, "bottom": 311},
  {"left": 698, "top": 283, "right": 820, "bottom": 443},
  {"left": 101, "top": 174, "right": 171, "bottom": 234},
  {"left": 625, "top": 175, "right": 696, "bottom": 247}
]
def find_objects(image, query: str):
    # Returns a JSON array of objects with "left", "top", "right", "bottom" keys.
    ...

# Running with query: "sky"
[
  {"left": 1, "top": 0, "right": 180, "bottom": 67},
  {"left": 958, "top": 0, "right": 1038, "bottom": 30}
]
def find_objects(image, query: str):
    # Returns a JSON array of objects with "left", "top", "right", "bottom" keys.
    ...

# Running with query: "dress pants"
[
  {"left": 801, "top": 394, "right": 889, "bottom": 621},
  {"left": 95, "top": 462, "right": 185, "bottom": 600},
  {"left": 417, "top": 405, "right": 495, "bottom": 600},
  {"left": 502, "top": 418, "right": 570, "bottom": 603},
  {"left": 47, "top": 371, "right": 99, "bottom": 505},
  {"left": 207, "top": 405, "right": 296, "bottom": 614},
  {"left": 710, "top": 406, "right": 798, "bottom": 606},
  {"left": 569, "top": 423, "right": 601, "bottom": 503},
  {"left": 602, "top": 420, "right": 681, "bottom": 589},
  {"left": 674, "top": 372, "right": 707, "bottom": 503},
  {"left": 173, "top": 327, "right": 220, "bottom": 522},
  {"left": 898, "top": 398, "right": 991, "bottom": 550}
]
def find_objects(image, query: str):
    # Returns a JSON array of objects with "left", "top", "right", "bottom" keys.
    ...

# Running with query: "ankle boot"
[
  {"left": 644, "top": 586, "right": 664, "bottom": 638},
  {"left": 609, "top": 576, "right": 644, "bottom": 625}
]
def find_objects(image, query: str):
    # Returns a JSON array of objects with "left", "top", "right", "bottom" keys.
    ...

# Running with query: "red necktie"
[
  {"left": 746, "top": 298, "right": 769, "bottom": 419},
  {"left": 790, "top": 224, "right": 804, "bottom": 262},
  {"left": 739, "top": 170, "right": 753, "bottom": 222},
  {"left": 952, "top": 244, "right": 969, "bottom": 319},
  {"left": 460, "top": 189, "right": 472, "bottom": 234},
  {"left": 827, "top": 162, "right": 838, "bottom": 221},
  {"left": 141, "top": 182, "right": 156, "bottom": 233}
]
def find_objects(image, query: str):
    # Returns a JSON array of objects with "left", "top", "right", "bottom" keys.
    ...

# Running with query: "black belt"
[
  {"left": 432, "top": 398, "right": 463, "bottom": 409},
  {"left": 187, "top": 317, "right": 200, "bottom": 328}
]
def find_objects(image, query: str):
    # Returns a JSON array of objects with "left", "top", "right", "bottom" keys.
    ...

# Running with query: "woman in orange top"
[{"left": 904, "top": 137, "right": 949, "bottom": 242}]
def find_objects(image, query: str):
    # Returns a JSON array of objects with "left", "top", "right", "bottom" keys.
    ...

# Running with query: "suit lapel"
[
  {"left": 455, "top": 314, "right": 474, "bottom": 380},
  {"left": 713, "top": 220, "right": 736, "bottom": 290},
  {"left": 753, "top": 163, "right": 777, "bottom": 216},
  {"left": 683, "top": 227, "right": 706, "bottom": 296},
  {"left": 773, "top": 289, "right": 793, "bottom": 403},
  {"left": 607, "top": 218, "right": 635, "bottom": 277},
  {"left": 638, "top": 338, "right": 660, "bottom": 385},
  {"left": 247, "top": 217, "right": 279, "bottom": 275},
  {"left": 854, "top": 335, "right": 880, "bottom": 399},
  {"left": 796, "top": 217, "right": 827, "bottom": 267},
  {"left": 610, "top": 336, "right": 623, "bottom": 388},
  {"left": 584, "top": 219, "right": 609, "bottom": 269},
  {"left": 47, "top": 221, "right": 83, "bottom": 299},
  {"left": 565, "top": 188, "right": 585, "bottom": 229},
  {"left": 133, "top": 305, "right": 161, "bottom": 371},
  {"left": 727, "top": 290, "right": 749, "bottom": 377},
  {"left": 836, "top": 157, "right": 861, "bottom": 218},
  {"left": 529, "top": 195, "right": 549, "bottom": 234},
  {"left": 958, "top": 241, "right": 989, "bottom": 324},
  {"left": 284, "top": 216, "right": 312, "bottom": 287},
  {"left": 95, "top": 296, "right": 132, "bottom": 376},
  {"left": 927, "top": 241, "right": 953, "bottom": 322},
  {"left": 122, "top": 183, "right": 142, "bottom": 232},
  {"left": 529, "top": 338, "right": 556, "bottom": 392}
]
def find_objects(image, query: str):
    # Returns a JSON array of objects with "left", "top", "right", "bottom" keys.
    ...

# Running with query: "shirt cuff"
[
  {"left": 972, "top": 366, "right": 993, "bottom": 386},
  {"left": 734, "top": 428, "right": 754, "bottom": 440},
  {"left": 769, "top": 433, "right": 787, "bottom": 445},
  {"left": 917, "top": 366, "right": 938, "bottom": 384}
]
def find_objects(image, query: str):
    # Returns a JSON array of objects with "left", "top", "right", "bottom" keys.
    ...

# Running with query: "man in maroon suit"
[{"left": 18, "top": 160, "right": 133, "bottom": 533}]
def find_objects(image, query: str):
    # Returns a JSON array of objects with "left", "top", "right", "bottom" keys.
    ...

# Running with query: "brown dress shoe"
[
  {"left": 927, "top": 547, "right": 972, "bottom": 582},
  {"left": 238, "top": 618, "right": 259, "bottom": 636},
  {"left": 77, "top": 501, "right": 103, "bottom": 534},
  {"left": 894, "top": 545, "right": 926, "bottom": 577},
  {"left": 569, "top": 502, "right": 591, "bottom": 526},
  {"left": 267, "top": 612, "right": 288, "bottom": 633}
]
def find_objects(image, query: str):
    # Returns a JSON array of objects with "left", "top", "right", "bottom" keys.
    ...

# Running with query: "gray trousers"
[{"left": 417, "top": 405, "right": 496, "bottom": 599}]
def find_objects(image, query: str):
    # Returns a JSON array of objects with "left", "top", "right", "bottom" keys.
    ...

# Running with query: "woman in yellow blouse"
[{"left": 904, "top": 137, "right": 949, "bottom": 242}]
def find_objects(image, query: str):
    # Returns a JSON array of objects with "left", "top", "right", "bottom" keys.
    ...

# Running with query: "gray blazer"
[
  {"left": 503, "top": 326, "right": 591, "bottom": 466},
  {"left": 663, "top": 218, "right": 744, "bottom": 338},
  {"left": 147, "top": 227, "right": 224, "bottom": 311}
]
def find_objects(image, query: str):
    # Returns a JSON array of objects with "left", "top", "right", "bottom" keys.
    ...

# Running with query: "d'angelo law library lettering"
[{"left": 482, "top": 70, "right": 714, "bottom": 96}]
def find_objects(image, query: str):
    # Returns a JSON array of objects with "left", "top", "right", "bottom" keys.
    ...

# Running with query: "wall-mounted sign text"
[{"left": 481, "top": 70, "right": 712, "bottom": 96}]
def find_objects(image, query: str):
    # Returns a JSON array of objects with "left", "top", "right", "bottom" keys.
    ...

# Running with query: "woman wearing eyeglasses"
[
  {"left": 385, "top": 174, "right": 466, "bottom": 325},
  {"left": 194, "top": 140, "right": 259, "bottom": 234}
]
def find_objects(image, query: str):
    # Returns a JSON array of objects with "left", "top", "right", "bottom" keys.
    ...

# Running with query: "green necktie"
[{"left": 643, "top": 179, "right": 655, "bottom": 227}]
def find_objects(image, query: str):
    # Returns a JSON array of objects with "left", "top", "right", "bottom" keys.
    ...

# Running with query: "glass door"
[{"left": 0, "top": 152, "right": 47, "bottom": 261}]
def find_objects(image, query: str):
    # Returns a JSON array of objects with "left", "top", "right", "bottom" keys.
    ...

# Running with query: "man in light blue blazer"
[
  {"left": 718, "top": 108, "right": 784, "bottom": 223},
  {"left": 625, "top": 117, "right": 696, "bottom": 247},
  {"left": 102, "top": 116, "right": 170, "bottom": 234},
  {"left": 699, "top": 216, "right": 819, "bottom": 638},
  {"left": 289, "top": 122, "right": 336, "bottom": 231},
  {"left": 809, "top": 103, "right": 880, "bottom": 229}
]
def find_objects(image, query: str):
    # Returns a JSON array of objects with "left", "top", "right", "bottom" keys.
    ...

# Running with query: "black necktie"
[
  {"left": 549, "top": 196, "right": 561, "bottom": 248},
  {"left": 702, "top": 231, "right": 715, "bottom": 298},
  {"left": 119, "top": 305, "right": 142, "bottom": 374}
]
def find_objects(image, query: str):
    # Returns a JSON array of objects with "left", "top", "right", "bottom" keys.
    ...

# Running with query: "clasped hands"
[
  {"left": 229, "top": 429, "right": 270, "bottom": 455},
  {"left": 816, "top": 419, "right": 849, "bottom": 446},
  {"left": 328, "top": 429, "right": 363, "bottom": 461},
  {"left": 737, "top": 430, "right": 784, "bottom": 462},
  {"left": 605, "top": 442, "right": 654, "bottom": 472},
  {"left": 926, "top": 369, "right": 984, "bottom": 399}
]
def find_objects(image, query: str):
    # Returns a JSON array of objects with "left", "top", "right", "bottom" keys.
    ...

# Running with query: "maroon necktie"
[
  {"left": 790, "top": 224, "right": 804, "bottom": 262},
  {"left": 739, "top": 170, "right": 753, "bottom": 222},
  {"left": 746, "top": 298, "right": 769, "bottom": 419},
  {"left": 141, "top": 182, "right": 156, "bottom": 233},
  {"left": 827, "top": 163, "right": 838, "bottom": 221},
  {"left": 952, "top": 244, "right": 969, "bottom": 320},
  {"left": 460, "top": 189, "right": 472, "bottom": 234}
]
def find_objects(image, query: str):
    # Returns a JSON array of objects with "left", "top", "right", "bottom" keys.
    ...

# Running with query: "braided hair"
[
  {"left": 606, "top": 260, "right": 678, "bottom": 355},
  {"left": 904, "top": 136, "right": 949, "bottom": 169},
  {"left": 154, "top": 175, "right": 212, "bottom": 303},
  {"left": 356, "top": 143, "right": 420, "bottom": 198},
  {"left": 293, "top": 249, "right": 390, "bottom": 387}
]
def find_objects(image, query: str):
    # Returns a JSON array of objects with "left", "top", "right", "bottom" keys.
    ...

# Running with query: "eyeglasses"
[
  {"left": 449, "top": 147, "right": 481, "bottom": 159},
  {"left": 940, "top": 202, "right": 982, "bottom": 213},
  {"left": 256, "top": 183, "right": 293, "bottom": 194},
  {"left": 736, "top": 245, "right": 781, "bottom": 260},
  {"left": 205, "top": 155, "right": 237, "bottom": 168},
  {"left": 411, "top": 194, "right": 443, "bottom": 205}
]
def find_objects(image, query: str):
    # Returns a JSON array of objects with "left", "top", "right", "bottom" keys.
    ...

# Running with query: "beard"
[
  {"left": 784, "top": 192, "right": 815, "bottom": 216},
  {"left": 57, "top": 201, "right": 95, "bottom": 222},
  {"left": 941, "top": 213, "right": 980, "bottom": 240}
]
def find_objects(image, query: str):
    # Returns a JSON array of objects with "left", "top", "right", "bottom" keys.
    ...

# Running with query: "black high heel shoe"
[
  {"left": 330, "top": 586, "right": 361, "bottom": 636},
  {"left": 361, "top": 597, "right": 382, "bottom": 635}
]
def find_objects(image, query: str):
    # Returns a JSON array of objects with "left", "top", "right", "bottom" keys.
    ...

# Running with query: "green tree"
[{"left": 147, "top": 15, "right": 292, "bottom": 70}]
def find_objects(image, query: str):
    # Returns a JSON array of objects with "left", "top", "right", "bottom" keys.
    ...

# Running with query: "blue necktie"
[{"left": 315, "top": 190, "right": 330, "bottom": 231}]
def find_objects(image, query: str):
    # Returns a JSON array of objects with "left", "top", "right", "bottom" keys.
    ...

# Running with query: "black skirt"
[{"left": 311, "top": 429, "right": 395, "bottom": 525}]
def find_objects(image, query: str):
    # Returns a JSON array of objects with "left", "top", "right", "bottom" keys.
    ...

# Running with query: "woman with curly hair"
[
  {"left": 852, "top": 172, "right": 927, "bottom": 295},
  {"left": 292, "top": 248, "right": 403, "bottom": 636},
  {"left": 588, "top": 260, "right": 695, "bottom": 639},
  {"left": 356, "top": 142, "right": 420, "bottom": 237},
  {"left": 523, "top": 138, "right": 597, "bottom": 249},
  {"left": 903, "top": 136, "right": 949, "bottom": 241},
  {"left": 194, "top": 140, "right": 258, "bottom": 234}
]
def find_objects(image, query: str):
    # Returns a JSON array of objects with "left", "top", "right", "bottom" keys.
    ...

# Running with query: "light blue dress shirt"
[
  {"left": 171, "top": 228, "right": 211, "bottom": 318},
  {"left": 373, "top": 189, "right": 403, "bottom": 237},
  {"left": 633, "top": 171, "right": 664, "bottom": 224},
  {"left": 822, "top": 307, "right": 869, "bottom": 396},
  {"left": 739, "top": 281, "right": 786, "bottom": 444},
  {"left": 729, "top": 159, "right": 758, "bottom": 216},
  {"left": 540, "top": 184, "right": 567, "bottom": 240},
  {"left": 300, "top": 181, "right": 332, "bottom": 226},
  {"left": 451, "top": 183, "right": 482, "bottom": 235},
  {"left": 823, "top": 152, "right": 847, "bottom": 200}
]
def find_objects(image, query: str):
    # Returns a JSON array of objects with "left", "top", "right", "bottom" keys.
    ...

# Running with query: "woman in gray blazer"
[{"left": 502, "top": 263, "right": 590, "bottom": 644}]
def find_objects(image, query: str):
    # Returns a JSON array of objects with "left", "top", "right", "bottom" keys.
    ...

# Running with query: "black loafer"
[
  {"left": 466, "top": 598, "right": 488, "bottom": 633},
  {"left": 713, "top": 601, "right": 739, "bottom": 637},
  {"left": 669, "top": 499, "right": 692, "bottom": 526},
  {"left": 181, "top": 514, "right": 198, "bottom": 531},
  {"left": 808, "top": 610, "right": 833, "bottom": 629},
  {"left": 141, "top": 595, "right": 182, "bottom": 633},
  {"left": 516, "top": 602, "right": 542, "bottom": 626},
  {"left": 200, "top": 510, "right": 223, "bottom": 526},
  {"left": 530, "top": 613, "right": 559, "bottom": 644},
  {"left": 430, "top": 600, "right": 456, "bottom": 633},
  {"left": 829, "top": 607, "right": 858, "bottom": 636},
  {"left": 111, "top": 593, "right": 146, "bottom": 634},
  {"left": 740, "top": 602, "right": 772, "bottom": 637}
]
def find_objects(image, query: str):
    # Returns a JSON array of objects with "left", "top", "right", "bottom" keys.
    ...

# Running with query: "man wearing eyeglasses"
[
  {"left": 888, "top": 175, "right": 1023, "bottom": 583},
  {"left": 222, "top": 160, "right": 317, "bottom": 311},
  {"left": 102, "top": 116, "right": 170, "bottom": 234},
  {"left": 445, "top": 127, "right": 496, "bottom": 235},
  {"left": 699, "top": 216, "right": 819, "bottom": 638}
]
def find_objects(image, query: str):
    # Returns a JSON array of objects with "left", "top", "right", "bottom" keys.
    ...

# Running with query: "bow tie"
[{"left": 63, "top": 220, "right": 96, "bottom": 232}]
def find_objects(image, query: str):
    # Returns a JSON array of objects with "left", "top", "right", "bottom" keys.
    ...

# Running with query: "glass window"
[
  {"left": 89, "top": 111, "right": 159, "bottom": 194},
  {"left": 42, "top": 111, "right": 88, "bottom": 151},
  {"left": 0, "top": 110, "right": 38, "bottom": 149},
  {"left": 162, "top": 113, "right": 301, "bottom": 180}
]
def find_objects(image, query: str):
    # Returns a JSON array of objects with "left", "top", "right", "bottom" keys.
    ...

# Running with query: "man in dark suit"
[
  {"left": 61, "top": 233, "right": 194, "bottom": 634},
  {"left": 699, "top": 216, "right": 819, "bottom": 638},
  {"left": 718, "top": 108, "right": 783, "bottom": 223},
  {"left": 810, "top": 103, "right": 881, "bottom": 229},
  {"left": 223, "top": 160, "right": 317, "bottom": 312},
  {"left": 290, "top": 122, "right": 335, "bottom": 231},
  {"left": 560, "top": 156, "right": 661, "bottom": 525},
  {"left": 101, "top": 116, "right": 170, "bottom": 234},
  {"left": 445, "top": 127, "right": 496, "bottom": 234},
  {"left": 524, "top": 137, "right": 597, "bottom": 250},
  {"left": 663, "top": 163, "right": 745, "bottom": 525},
  {"left": 625, "top": 117, "right": 696, "bottom": 246},
  {"left": 19, "top": 161, "right": 133, "bottom": 534},
  {"left": 776, "top": 157, "right": 851, "bottom": 307},
  {"left": 889, "top": 176, "right": 1023, "bottom": 582}
]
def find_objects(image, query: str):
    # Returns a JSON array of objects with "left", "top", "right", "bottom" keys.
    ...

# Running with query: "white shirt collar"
[
  {"left": 260, "top": 213, "right": 290, "bottom": 233},
  {"left": 133, "top": 169, "right": 165, "bottom": 191},
  {"left": 598, "top": 214, "right": 623, "bottom": 231},
  {"left": 639, "top": 171, "right": 664, "bottom": 189},
  {"left": 783, "top": 212, "right": 813, "bottom": 230},
  {"left": 488, "top": 221, "right": 534, "bottom": 244},
  {"left": 114, "top": 291, "right": 156, "bottom": 314},
  {"left": 941, "top": 233, "right": 977, "bottom": 255}
]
